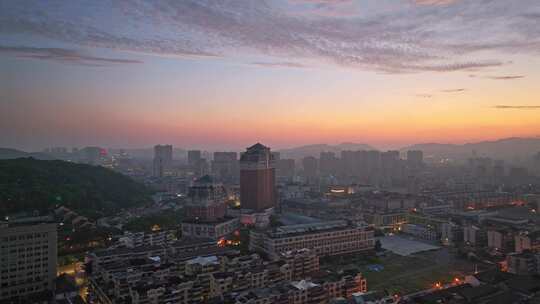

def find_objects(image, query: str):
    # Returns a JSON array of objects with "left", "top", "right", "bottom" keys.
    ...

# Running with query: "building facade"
[
  {"left": 249, "top": 220, "right": 374, "bottom": 260},
  {"left": 181, "top": 175, "right": 239, "bottom": 240},
  {"left": 153, "top": 144, "right": 173, "bottom": 177},
  {"left": 212, "top": 152, "right": 239, "bottom": 183},
  {"left": 240, "top": 143, "right": 277, "bottom": 211},
  {"left": 0, "top": 222, "right": 57, "bottom": 300}
]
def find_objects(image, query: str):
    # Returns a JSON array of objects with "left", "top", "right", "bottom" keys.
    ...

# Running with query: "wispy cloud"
[
  {"left": 0, "top": 46, "right": 142, "bottom": 66},
  {"left": 0, "top": 0, "right": 539, "bottom": 73},
  {"left": 414, "top": 0, "right": 459, "bottom": 5},
  {"left": 493, "top": 105, "right": 540, "bottom": 109},
  {"left": 250, "top": 61, "right": 307, "bottom": 68},
  {"left": 487, "top": 75, "right": 525, "bottom": 80},
  {"left": 441, "top": 88, "right": 466, "bottom": 93},
  {"left": 288, "top": 0, "right": 358, "bottom": 16},
  {"left": 416, "top": 94, "right": 433, "bottom": 98}
]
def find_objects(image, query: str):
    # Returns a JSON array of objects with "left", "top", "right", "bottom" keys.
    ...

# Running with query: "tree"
[
  {"left": 269, "top": 215, "right": 283, "bottom": 228},
  {"left": 375, "top": 239, "right": 382, "bottom": 252}
]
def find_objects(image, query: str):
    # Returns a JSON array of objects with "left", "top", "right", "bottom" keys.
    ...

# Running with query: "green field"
[
  {"left": 321, "top": 250, "right": 473, "bottom": 295},
  {"left": 358, "top": 255, "right": 455, "bottom": 295}
]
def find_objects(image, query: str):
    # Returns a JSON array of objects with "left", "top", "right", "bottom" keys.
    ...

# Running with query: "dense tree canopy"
[{"left": 0, "top": 158, "right": 151, "bottom": 217}]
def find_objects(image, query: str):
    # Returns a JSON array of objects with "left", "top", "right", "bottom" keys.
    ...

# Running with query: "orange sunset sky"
[{"left": 1, "top": 0, "right": 540, "bottom": 150}]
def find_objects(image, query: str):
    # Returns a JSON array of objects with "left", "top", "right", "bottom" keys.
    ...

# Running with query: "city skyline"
[{"left": 2, "top": 1, "right": 540, "bottom": 150}]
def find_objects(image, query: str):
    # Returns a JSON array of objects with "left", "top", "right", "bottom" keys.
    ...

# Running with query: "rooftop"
[
  {"left": 291, "top": 280, "right": 319, "bottom": 290},
  {"left": 458, "top": 284, "right": 500, "bottom": 301},
  {"left": 472, "top": 269, "right": 513, "bottom": 284},
  {"left": 247, "top": 143, "right": 269, "bottom": 151},
  {"left": 379, "top": 235, "right": 440, "bottom": 256},
  {"left": 186, "top": 255, "right": 219, "bottom": 266},
  {"left": 267, "top": 220, "right": 364, "bottom": 238}
]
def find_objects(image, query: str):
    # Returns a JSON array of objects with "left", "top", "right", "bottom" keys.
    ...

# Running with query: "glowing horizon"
[{"left": 1, "top": 1, "right": 540, "bottom": 151}]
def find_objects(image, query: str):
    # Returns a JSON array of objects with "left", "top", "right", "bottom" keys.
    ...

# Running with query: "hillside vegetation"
[{"left": 0, "top": 158, "right": 151, "bottom": 217}]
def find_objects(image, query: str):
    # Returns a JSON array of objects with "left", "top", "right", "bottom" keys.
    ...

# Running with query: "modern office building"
[
  {"left": 249, "top": 220, "right": 375, "bottom": 260},
  {"left": 188, "top": 150, "right": 210, "bottom": 178},
  {"left": 153, "top": 144, "right": 173, "bottom": 177},
  {"left": 302, "top": 156, "right": 318, "bottom": 180},
  {"left": 0, "top": 221, "right": 57, "bottom": 300},
  {"left": 319, "top": 151, "right": 338, "bottom": 176},
  {"left": 181, "top": 175, "right": 239, "bottom": 240},
  {"left": 188, "top": 150, "right": 202, "bottom": 167},
  {"left": 184, "top": 175, "right": 227, "bottom": 221},
  {"left": 80, "top": 146, "right": 105, "bottom": 165},
  {"left": 239, "top": 143, "right": 277, "bottom": 211},
  {"left": 381, "top": 150, "right": 400, "bottom": 177},
  {"left": 276, "top": 159, "right": 295, "bottom": 182},
  {"left": 211, "top": 152, "right": 239, "bottom": 183},
  {"left": 407, "top": 150, "right": 424, "bottom": 167},
  {"left": 365, "top": 150, "right": 382, "bottom": 175}
]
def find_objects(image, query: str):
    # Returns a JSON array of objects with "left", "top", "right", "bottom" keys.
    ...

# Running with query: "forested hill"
[{"left": 0, "top": 158, "right": 151, "bottom": 217}]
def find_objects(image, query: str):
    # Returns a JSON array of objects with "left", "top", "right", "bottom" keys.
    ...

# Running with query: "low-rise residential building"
[
  {"left": 515, "top": 231, "right": 540, "bottom": 253},
  {"left": 87, "top": 234, "right": 367, "bottom": 304},
  {"left": 421, "top": 190, "right": 518, "bottom": 211},
  {"left": 118, "top": 230, "right": 175, "bottom": 248},
  {"left": 312, "top": 270, "right": 367, "bottom": 299},
  {"left": 441, "top": 222, "right": 463, "bottom": 246},
  {"left": 487, "top": 228, "right": 515, "bottom": 253},
  {"left": 416, "top": 270, "right": 540, "bottom": 304},
  {"left": 506, "top": 252, "right": 538, "bottom": 275},
  {"left": 181, "top": 217, "right": 240, "bottom": 240},
  {"left": 280, "top": 249, "right": 319, "bottom": 280},
  {"left": 88, "top": 237, "right": 217, "bottom": 274},
  {"left": 363, "top": 211, "right": 407, "bottom": 230},
  {"left": 463, "top": 225, "right": 487, "bottom": 247},
  {"left": 351, "top": 291, "right": 398, "bottom": 304},
  {"left": 234, "top": 270, "right": 367, "bottom": 304},
  {"left": 249, "top": 220, "right": 374, "bottom": 260},
  {"left": 401, "top": 223, "right": 438, "bottom": 241}
]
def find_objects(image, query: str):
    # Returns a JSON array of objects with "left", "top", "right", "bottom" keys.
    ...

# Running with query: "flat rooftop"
[
  {"left": 268, "top": 220, "right": 366, "bottom": 238},
  {"left": 379, "top": 235, "right": 440, "bottom": 256},
  {"left": 279, "top": 213, "right": 322, "bottom": 226}
]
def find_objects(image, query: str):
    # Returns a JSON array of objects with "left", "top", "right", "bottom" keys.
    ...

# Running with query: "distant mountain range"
[
  {"left": 0, "top": 147, "right": 188, "bottom": 161},
  {"left": 2, "top": 137, "right": 539, "bottom": 162},
  {"left": 402, "top": 137, "right": 540, "bottom": 161},
  {"left": 112, "top": 148, "right": 187, "bottom": 160},
  {"left": 0, "top": 148, "right": 54, "bottom": 160},
  {"left": 278, "top": 138, "right": 540, "bottom": 161},
  {"left": 278, "top": 143, "right": 375, "bottom": 159}
]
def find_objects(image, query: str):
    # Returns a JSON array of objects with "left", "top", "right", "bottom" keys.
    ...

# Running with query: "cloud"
[
  {"left": 1, "top": 0, "right": 539, "bottom": 73},
  {"left": 398, "top": 61, "right": 503, "bottom": 73},
  {"left": 0, "top": 45, "right": 142, "bottom": 66},
  {"left": 493, "top": 105, "right": 540, "bottom": 109},
  {"left": 487, "top": 75, "right": 525, "bottom": 80},
  {"left": 414, "top": 0, "right": 458, "bottom": 5},
  {"left": 288, "top": 0, "right": 357, "bottom": 16},
  {"left": 416, "top": 94, "right": 433, "bottom": 98},
  {"left": 441, "top": 88, "right": 466, "bottom": 93},
  {"left": 250, "top": 61, "right": 307, "bottom": 68},
  {"left": 292, "top": 0, "right": 352, "bottom": 2}
]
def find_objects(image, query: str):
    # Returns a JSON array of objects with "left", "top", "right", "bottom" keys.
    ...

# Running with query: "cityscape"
[{"left": 2, "top": 1, "right": 540, "bottom": 304}]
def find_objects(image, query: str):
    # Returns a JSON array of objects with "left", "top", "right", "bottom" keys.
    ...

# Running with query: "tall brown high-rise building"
[{"left": 240, "top": 143, "right": 276, "bottom": 211}]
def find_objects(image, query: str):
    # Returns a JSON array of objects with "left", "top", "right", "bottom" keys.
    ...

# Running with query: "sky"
[{"left": 1, "top": 0, "right": 540, "bottom": 151}]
